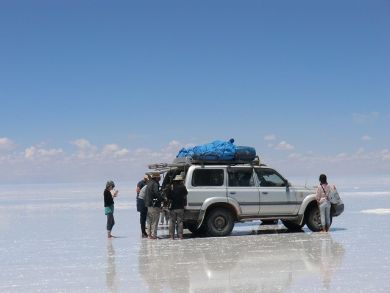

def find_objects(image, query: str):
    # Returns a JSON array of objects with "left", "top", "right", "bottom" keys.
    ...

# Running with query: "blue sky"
[{"left": 0, "top": 1, "right": 389, "bottom": 183}]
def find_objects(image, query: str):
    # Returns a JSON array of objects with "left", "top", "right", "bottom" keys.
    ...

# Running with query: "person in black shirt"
[
  {"left": 104, "top": 180, "right": 119, "bottom": 238},
  {"left": 145, "top": 172, "right": 162, "bottom": 239},
  {"left": 167, "top": 175, "right": 188, "bottom": 240}
]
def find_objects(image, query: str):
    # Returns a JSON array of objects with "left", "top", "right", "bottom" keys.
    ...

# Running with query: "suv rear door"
[
  {"left": 254, "top": 168, "right": 298, "bottom": 215},
  {"left": 227, "top": 167, "right": 260, "bottom": 215}
]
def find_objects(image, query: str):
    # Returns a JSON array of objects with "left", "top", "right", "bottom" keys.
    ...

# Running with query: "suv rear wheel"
[{"left": 205, "top": 208, "right": 234, "bottom": 237}]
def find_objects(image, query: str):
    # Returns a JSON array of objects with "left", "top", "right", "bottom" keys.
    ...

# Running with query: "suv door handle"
[
  {"left": 262, "top": 192, "right": 269, "bottom": 195},
  {"left": 229, "top": 192, "right": 236, "bottom": 195}
]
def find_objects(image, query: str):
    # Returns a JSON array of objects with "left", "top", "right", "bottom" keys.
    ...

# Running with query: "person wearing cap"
[
  {"left": 167, "top": 175, "right": 188, "bottom": 240},
  {"left": 136, "top": 175, "right": 149, "bottom": 238},
  {"left": 104, "top": 180, "right": 119, "bottom": 238},
  {"left": 144, "top": 172, "right": 163, "bottom": 239}
]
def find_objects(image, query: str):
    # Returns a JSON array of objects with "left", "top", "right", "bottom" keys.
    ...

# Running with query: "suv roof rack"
[
  {"left": 173, "top": 156, "right": 262, "bottom": 166},
  {"left": 147, "top": 156, "right": 266, "bottom": 172}
]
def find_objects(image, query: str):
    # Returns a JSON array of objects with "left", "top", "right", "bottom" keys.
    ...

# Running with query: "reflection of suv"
[{"left": 151, "top": 158, "right": 344, "bottom": 237}]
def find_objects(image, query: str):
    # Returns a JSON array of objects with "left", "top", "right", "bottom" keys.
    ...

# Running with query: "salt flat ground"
[{"left": 0, "top": 182, "right": 390, "bottom": 293}]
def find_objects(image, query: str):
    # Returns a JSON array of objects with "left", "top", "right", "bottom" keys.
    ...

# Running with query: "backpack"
[{"left": 329, "top": 185, "right": 341, "bottom": 204}]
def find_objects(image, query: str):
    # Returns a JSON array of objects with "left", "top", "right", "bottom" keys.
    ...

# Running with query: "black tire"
[
  {"left": 205, "top": 208, "right": 234, "bottom": 237},
  {"left": 186, "top": 223, "right": 206, "bottom": 235},
  {"left": 305, "top": 206, "right": 322, "bottom": 232},
  {"left": 306, "top": 205, "right": 333, "bottom": 232},
  {"left": 281, "top": 220, "right": 304, "bottom": 231},
  {"left": 186, "top": 223, "right": 198, "bottom": 233}
]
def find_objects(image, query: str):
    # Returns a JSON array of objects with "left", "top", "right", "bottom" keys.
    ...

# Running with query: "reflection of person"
[
  {"left": 167, "top": 175, "right": 188, "bottom": 239},
  {"left": 318, "top": 235, "right": 332, "bottom": 289},
  {"left": 106, "top": 241, "right": 117, "bottom": 292},
  {"left": 312, "top": 233, "right": 345, "bottom": 290},
  {"left": 316, "top": 174, "right": 331, "bottom": 232},
  {"left": 145, "top": 172, "right": 162, "bottom": 239},
  {"left": 138, "top": 236, "right": 190, "bottom": 292},
  {"left": 159, "top": 205, "right": 170, "bottom": 226},
  {"left": 104, "top": 180, "right": 119, "bottom": 238},
  {"left": 137, "top": 175, "right": 149, "bottom": 238}
]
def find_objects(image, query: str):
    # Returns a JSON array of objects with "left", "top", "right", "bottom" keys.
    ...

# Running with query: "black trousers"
[
  {"left": 140, "top": 207, "right": 147, "bottom": 234},
  {"left": 107, "top": 213, "right": 115, "bottom": 231}
]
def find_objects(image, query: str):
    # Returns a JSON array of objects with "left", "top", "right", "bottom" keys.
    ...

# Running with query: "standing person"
[
  {"left": 167, "top": 175, "right": 188, "bottom": 240},
  {"left": 316, "top": 174, "right": 331, "bottom": 232},
  {"left": 137, "top": 175, "right": 149, "bottom": 238},
  {"left": 104, "top": 180, "right": 119, "bottom": 238},
  {"left": 136, "top": 175, "right": 148, "bottom": 197},
  {"left": 144, "top": 172, "right": 163, "bottom": 239}
]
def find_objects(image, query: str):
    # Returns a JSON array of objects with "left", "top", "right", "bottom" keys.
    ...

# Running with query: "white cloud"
[
  {"left": 2, "top": 137, "right": 390, "bottom": 183},
  {"left": 71, "top": 138, "right": 97, "bottom": 159},
  {"left": 163, "top": 140, "right": 182, "bottom": 153},
  {"left": 380, "top": 149, "right": 390, "bottom": 161},
  {"left": 102, "top": 144, "right": 129, "bottom": 158},
  {"left": 0, "top": 137, "right": 15, "bottom": 151},
  {"left": 24, "top": 146, "right": 64, "bottom": 160},
  {"left": 72, "top": 138, "right": 96, "bottom": 150},
  {"left": 274, "top": 141, "right": 294, "bottom": 151},
  {"left": 102, "top": 144, "right": 120, "bottom": 153},
  {"left": 264, "top": 134, "right": 276, "bottom": 141},
  {"left": 24, "top": 146, "right": 35, "bottom": 159},
  {"left": 361, "top": 135, "right": 372, "bottom": 141}
]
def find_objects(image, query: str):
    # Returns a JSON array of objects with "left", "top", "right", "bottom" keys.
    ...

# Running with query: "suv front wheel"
[{"left": 205, "top": 208, "right": 234, "bottom": 237}]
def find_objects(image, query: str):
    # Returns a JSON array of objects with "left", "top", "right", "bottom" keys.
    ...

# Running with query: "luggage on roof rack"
[{"left": 176, "top": 139, "right": 257, "bottom": 163}]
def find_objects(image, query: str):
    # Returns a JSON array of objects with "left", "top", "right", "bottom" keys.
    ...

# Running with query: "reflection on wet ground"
[
  {"left": 2, "top": 186, "right": 390, "bottom": 292},
  {"left": 135, "top": 223, "right": 345, "bottom": 292}
]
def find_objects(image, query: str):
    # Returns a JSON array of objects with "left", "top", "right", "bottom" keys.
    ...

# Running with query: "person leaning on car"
[
  {"left": 144, "top": 172, "right": 163, "bottom": 239},
  {"left": 316, "top": 174, "right": 331, "bottom": 232}
]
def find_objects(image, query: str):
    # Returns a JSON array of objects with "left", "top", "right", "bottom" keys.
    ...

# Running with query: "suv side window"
[
  {"left": 228, "top": 168, "right": 255, "bottom": 187},
  {"left": 255, "top": 168, "right": 287, "bottom": 187},
  {"left": 192, "top": 169, "right": 224, "bottom": 187}
]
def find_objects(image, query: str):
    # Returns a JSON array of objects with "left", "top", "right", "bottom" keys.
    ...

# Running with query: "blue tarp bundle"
[{"left": 176, "top": 139, "right": 256, "bottom": 162}]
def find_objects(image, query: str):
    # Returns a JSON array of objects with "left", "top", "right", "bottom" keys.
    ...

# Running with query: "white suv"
[{"left": 151, "top": 158, "right": 344, "bottom": 237}]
